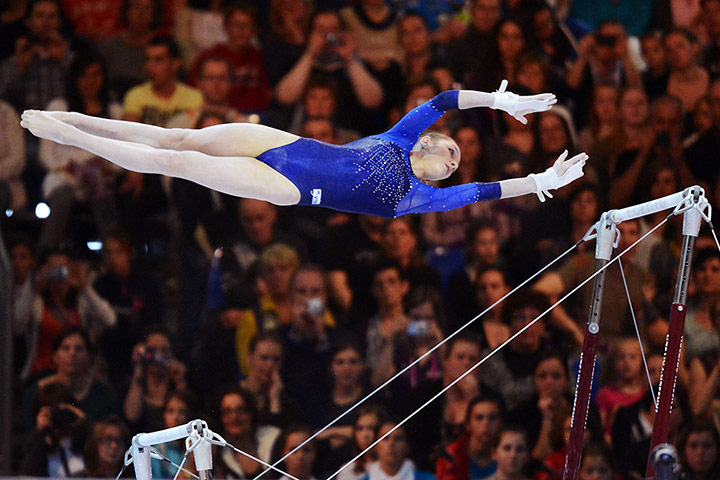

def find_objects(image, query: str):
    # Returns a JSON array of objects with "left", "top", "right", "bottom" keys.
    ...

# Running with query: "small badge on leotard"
[{"left": 311, "top": 188, "right": 322, "bottom": 205}]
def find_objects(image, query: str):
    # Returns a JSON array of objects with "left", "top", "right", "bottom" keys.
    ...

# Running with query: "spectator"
[
  {"left": 233, "top": 243, "right": 302, "bottom": 375},
  {"left": 683, "top": 248, "right": 720, "bottom": 362},
  {"left": 219, "top": 198, "right": 306, "bottom": 310},
  {"left": 400, "top": 287, "right": 445, "bottom": 389},
  {"left": 687, "top": 297, "right": 720, "bottom": 419},
  {"left": 24, "top": 326, "right": 121, "bottom": 426},
  {"left": 509, "top": 352, "right": 573, "bottom": 462},
  {"left": 339, "top": 0, "right": 402, "bottom": 71},
  {"left": 123, "top": 330, "right": 189, "bottom": 431},
  {"left": 174, "top": 0, "right": 227, "bottom": 67},
  {"left": 577, "top": 442, "right": 616, "bottom": 480},
  {"left": 260, "top": 0, "right": 313, "bottom": 85},
  {"left": 9, "top": 234, "right": 36, "bottom": 377},
  {"left": 380, "top": 217, "right": 442, "bottom": 292},
  {"left": 684, "top": 95, "right": 713, "bottom": 148},
  {"left": 481, "top": 290, "right": 550, "bottom": 411},
  {"left": 151, "top": 390, "right": 200, "bottom": 478},
  {"left": 18, "top": 382, "right": 89, "bottom": 477},
  {"left": 361, "top": 421, "right": 435, "bottom": 480},
  {"left": 214, "top": 386, "right": 282, "bottom": 479},
  {"left": 488, "top": 425, "right": 530, "bottom": 480},
  {"left": 566, "top": 21, "right": 642, "bottom": 129},
  {"left": 244, "top": 334, "right": 301, "bottom": 430},
  {"left": 93, "top": 230, "right": 164, "bottom": 387},
  {"left": 302, "top": 117, "right": 338, "bottom": 143},
  {"left": 275, "top": 9, "right": 384, "bottom": 135},
  {"left": 61, "top": 0, "right": 120, "bottom": 44},
  {"left": 280, "top": 264, "right": 337, "bottom": 413},
  {"left": 0, "top": 99, "right": 27, "bottom": 212},
  {"left": 596, "top": 337, "right": 647, "bottom": 436},
  {"left": 366, "top": 261, "right": 410, "bottom": 387},
  {"left": 169, "top": 56, "right": 246, "bottom": 128},
  {"left": 278, "top": 424, "right": 319, "bottom": 480},
  {"left": 436, "top": 393, "right": 505, "bottom": 480},
  {"left": 83, "top": 415, "right": 131, "bottom": 478},
  {"left": 0, "top": 0, "right": 74, "bottom": 114},
  {"left": 313, "top": 339, "right": 367, "bottom": 429},
  {"left": 577, "top": 84, "right": 618, "bottom": 153},
  {"left": 97, "top": 0, "right": 164, "bottom": 98},
  {"left": 470, "top": 266, "right": 511, "bottom": 350},
  {"left": 468, "top": 18, "right": 528, "bottom": 92},
  {"left": 640, "top": 32, "right": 668, "bottom": 100},
  {"left": 678, "top": 418, "right": 720, "bottom": 480},
  {"left": 397, "top": 11, "right": 446, "bottom": 84},
  {"left": 665, "top": 28, "right": 709, "bottom": 112},
  {"left": 37, "top": 51, "right": 122, "bottom": 251},
  {"left": 529, "top": 5, "right": 576, "bottom": 77},
  {"left": 448, "top": 0, "right": 501, "bottom": 86},
  {"left": 188, "top": 2, "right": 273, "bottom": 113},
  {"left": 701, "top": 0, "right": 720, "bottom": 78},
  {"left": 515, "top": 54, "right": 553, "bottom": 95},
  {"left": 288, "top": 75, "right": 361, "bottom": 143},
  {"left": 27, "top": 250, "right": 117, "bottom": 378},
  {"left": 337, "top": 406, "right": 385, "bottom": 480}
]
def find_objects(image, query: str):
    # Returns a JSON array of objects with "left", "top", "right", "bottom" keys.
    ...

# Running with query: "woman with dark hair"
[
  {"left": 337, "top": 406, "right": 386, "bottom": 480},
  {"left": 469, "top": 18, "right": 528, "bottom": 92},
  {"left": 152, "top": 390, "right": 202, "bottom": 478},
  {"left": 214, "top": 386, "right": 282, "bottom": 479},
  {"left": 678, "top": 418, "right": 720, "bottom": 480},
  {"left": 24, "top": 326, "right": 121, "bottom": 429},
  {"left": 84, "top": 415, "right": 132, "bottom": 477},
  {"left": 38, "top": 50, "right": 122, "bottom": 250}
]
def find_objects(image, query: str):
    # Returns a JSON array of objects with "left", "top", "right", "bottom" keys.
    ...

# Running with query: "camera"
[
  {"left": 325, "top": 32, "right": 341, "bottom": 48},
  {"left": 50, "top": 405, "right": 79, "bottom": 432},
  {"left": 407, "top": 320, "right": 430, "bottom": 337},
  {"left": 595, "top": 34, "right": 617, "bottom": 47},
  {"left": 44, "top": 266, "right": 68, "bottom": 282},
  {"left": 138, "top": 346, "right": 170, "bottom": 367},
  {"left": 307, "top": 297, "right": 325, "bottom": 316}
]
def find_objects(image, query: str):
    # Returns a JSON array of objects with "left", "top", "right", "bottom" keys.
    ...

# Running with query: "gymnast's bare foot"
[{"left": 21, "top": 110, "right": 73, "bottom": 145}]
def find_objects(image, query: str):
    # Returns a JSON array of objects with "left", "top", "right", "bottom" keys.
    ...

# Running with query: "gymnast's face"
[{"left": 411, "top": 136, "right": 461, "bottom": 181}]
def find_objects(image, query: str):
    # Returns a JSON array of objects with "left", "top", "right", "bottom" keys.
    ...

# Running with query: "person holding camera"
[
  {"left": 19, "top": 382, "right": 90, "bottom": 477},
  {"left": 280, "top": 264, "right": 337, "bottom": 416},
  {"left": 123, "top": 330, "right": 189, "bottom": 432},
  {"left": 26, "top": 249, "right": 116, "bottom": 379},
  {"left": 566, "top": 20, "right": 642, "bottom": 128},
  {"left": 275, "top": 9, "right": 384, "bottom": 135}
]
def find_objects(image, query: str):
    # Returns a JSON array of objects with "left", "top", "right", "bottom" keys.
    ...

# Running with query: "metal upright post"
[
  {"left": 646, "top": 187, "right": 707, "bottom": 479},
  {"left": 564, "top": 213, "right": 618, "bottom": 480}
]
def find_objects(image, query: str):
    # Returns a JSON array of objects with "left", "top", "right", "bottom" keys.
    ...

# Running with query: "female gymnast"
[{"left": 20, "top": 81, "right": 588, "bottom": 218}]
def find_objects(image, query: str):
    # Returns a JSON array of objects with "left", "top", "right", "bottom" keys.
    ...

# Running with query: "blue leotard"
[{"left": 256, "top": 91, "right": 501, "bottom": 218}]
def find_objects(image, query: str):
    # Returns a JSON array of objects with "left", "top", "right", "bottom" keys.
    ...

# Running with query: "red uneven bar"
[
  {"left": 563, "top": 327, "right": 599, "bottom": 480},
  {"left": 645, "top": 303, "right": 687, "bottom": 478}
]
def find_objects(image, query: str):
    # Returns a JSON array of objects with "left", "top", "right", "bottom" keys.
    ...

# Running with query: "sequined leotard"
[{"left": 256, "top": 91, "right": 501, "bottom": 218}]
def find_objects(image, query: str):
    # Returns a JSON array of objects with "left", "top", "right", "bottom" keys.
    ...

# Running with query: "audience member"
[
  {"left": 123, "top": 330, "right": 188, "bottom": 431},
  {"left": 83, "top": 415, "right": 131, "bottom": 478},
  {"left": 275, "top": 9, "right": 384, "bottom": 135},
  {"left": 279, "top": 424, "right": 319, "bottom": 480},
  {"left": 9, "top": 234, "right": 37, "bottom": 378},
  {"left": 189, "top": 2, "right": 273, "bottom": 113},
  {"left": 336, "top": 406, "right": 384, "bottom": 480},
  {"left": 678, "top": 418, "right": 720, "bottom": 480},
  {"left": 98, "top": 0, "right": 164, "bottom": 98},
  {"left": 488, "top": 425, "right": 531, "bottom": 480},
  {"left": 436, "top": 393, "right": 505, "bottom": 480},
  {"left": 214, "top": 386, "right": 281, "bottom": 479},
  {"left": 151, "top": 390, "right": 200, "bottom": 478},
  {"left": 578, "top": 442, "right": 616, "bottom": 480},
  {"left": 664, "top": 28, "right": 709, "bottom": 112},
  {"left": 174, "top": 0, "right": 227, "bottom": 67},
  {"left": 361, "top": 421, "right": 435, "bottom": 480}
]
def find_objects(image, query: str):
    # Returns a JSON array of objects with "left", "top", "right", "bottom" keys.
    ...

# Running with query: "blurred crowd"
[{"left": 4, "top": 0, "right": 720, "bottom": 479}]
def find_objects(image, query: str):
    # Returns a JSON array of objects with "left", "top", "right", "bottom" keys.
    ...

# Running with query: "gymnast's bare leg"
[
  {"left": 21, "top": 110, "right": 301, "bottom": 205},
  {"left": 42, "top": 110, "right": 299, "bottom": 157}
]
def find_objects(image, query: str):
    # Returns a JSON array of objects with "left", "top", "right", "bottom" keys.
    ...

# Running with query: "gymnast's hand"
[
  {"left": 529, "top": 150, "right": 588, "bottom": 202},
  {"left": 491, "top": 79, "right": 557, "bottom": 124}
]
